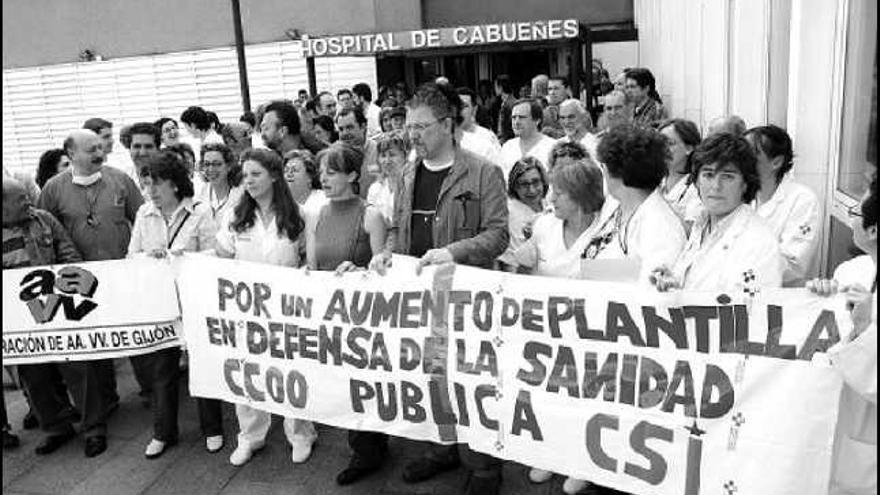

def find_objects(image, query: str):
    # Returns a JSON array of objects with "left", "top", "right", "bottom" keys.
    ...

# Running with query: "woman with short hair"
[
  {"left": 127, "top": 151, "right": 217, "bottom": 459},
  {"left": 658, "top": 118, "right": 703, "bottom": 228},
  {"left": 367, "top": 130, "right": 409, "bottom": 225},
  {"left": 590, "top": 124, "right": 687, "bottom": 284},
  {"left": 215, "top": 148, "right": 317, "bottom": 467},
  {"left": 512, "top": 158, "right": 615, "bottom": 494},
  {"left": 651, "top": 132, "right": 784, "bottom": 292},
  {"left": 498, "top": 156, "right": 548, "bottom": 269},
  {"left": 511, "top": 158, "right": 612, "bottom": 278},
  {"left": 198, "top": 142, "right": 243, "bottom": 222},
  {"left": 154, "top": 117, "right": 180, "bottom": 148},
  {"left": 744, "top": 124, "right": 820, "bottom": 286}
]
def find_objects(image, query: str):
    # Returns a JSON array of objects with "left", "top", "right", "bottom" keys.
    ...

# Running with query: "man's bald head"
[
  {"left": 64, "top": 129, "right": 105, "bottom": 175},
  {"left": 707, "top": 115, "right": 747, "bottom": 136},
  {"left": 3, "top": 177, "right": 31, "bottom": 225}
]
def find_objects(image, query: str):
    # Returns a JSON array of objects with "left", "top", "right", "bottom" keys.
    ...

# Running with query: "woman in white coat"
[
  {"left": 652, "top": 132, "right": 785, "bottom": 293},
  {"left": 215, "top": 149, "right": 317, "bottom": 467},
  {"left": 807, "top": 175, "right": 876, "bottom": 495},
  {"left": 744, "top": 125, "right": 820, "bottom": 287},
  {"left": 591, "top": 124, "right": 687, "bottom": 285}
]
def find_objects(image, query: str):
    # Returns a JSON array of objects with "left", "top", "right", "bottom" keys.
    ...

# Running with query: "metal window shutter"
[{"left": 3, "top": 42, "right": 376, "bottom": 175}]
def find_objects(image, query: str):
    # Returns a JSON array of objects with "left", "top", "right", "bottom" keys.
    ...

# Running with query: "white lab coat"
[
  {"left": 595, "top": 189, "right": 687, "bottom": 285},
  {"left": 671, "top": 204, "right": 785, "bottom": 292},
  {"left": 825, "top": 257, "right": 877, "bottom": 495},
  {"left": 460, "top": 125, "right": 503, "bottom": 168},
  {"left": 753, "top": 174, "right": 821, "bottom": 287}
]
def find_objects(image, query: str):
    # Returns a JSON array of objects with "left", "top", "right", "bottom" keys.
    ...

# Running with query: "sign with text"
[
  {"left": 2, "top": 258, "right": 182, "bottom": 364},
  {"left": 300, "top": 19, "right": 580, "bottom": 58},
  {"left": 178, "top": 253, "right": 846, "bottom": 495}
]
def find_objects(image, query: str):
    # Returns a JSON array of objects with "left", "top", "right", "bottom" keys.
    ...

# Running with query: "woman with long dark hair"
[{"left": 215, "top": 148, "right": 316, "bottom": 467}]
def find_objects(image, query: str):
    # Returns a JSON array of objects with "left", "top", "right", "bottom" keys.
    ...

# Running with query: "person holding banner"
[
  {"left": 590, "top": 123, "right": 687, "bottom": 284},
  {"left": 127, "top": 151, "right": 217, "bottom": 458},
  {"left": 370, "top": 82, "right": 509, "bottom": 495},
  {"left": 214, "top": 148, "right": 318, "bottom": 467},
  {"left": 304, "top": 143, "right": 388, "bottom": 485},
  {"left": 807, "top": 175, "right": 877, "bottom": 495},
  {"left": 509, "top": 159, "right": 610, "bottom": 281},
  {"left": 3, "top": 178, "right": 83, "bottom": 456},
  {"left": 651, "top": 132, "right": 784, "bottom": 292}
]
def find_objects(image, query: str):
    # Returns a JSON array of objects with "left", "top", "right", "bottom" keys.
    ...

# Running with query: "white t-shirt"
[
  {"left": 499, "top": 134, "right": 556, "bottom": 181},
  {"left": 460, "top": 125, "right": 503, "bottom": 168}
]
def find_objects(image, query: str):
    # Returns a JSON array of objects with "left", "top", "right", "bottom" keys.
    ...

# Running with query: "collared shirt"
[
  {"left": 753, "top": 174, "right": 821, "bottom": 286},
  {"left": 594, "top": 189, "right": 687, "bottom": 285},
  {"left": 672, "top": 204, "right": 784, "bottom": 292},
  {"left": 216, "top": 207, "right": 302, "bottom": 267},
  {"left": 557, "top": 132, "right": 600, "bottom": 162},
  {"left": 499, "top": 134, "right": 556, "bottom": 181},
  {"left": 38, "top": 167, "right": 143, "bottom": 261},
  {"left": 196, "top": 184, "right": 244, "bottom": 223},
  {"left": 127, "top": 197, "right": 217, "bottom": 255}
]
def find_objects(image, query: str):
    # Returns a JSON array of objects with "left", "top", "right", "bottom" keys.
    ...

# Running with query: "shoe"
[
  {"left": 562, "top": 477, "right": 591, "bottom": 494},
  {"left": 464, "top": 472, "right": 502, "bottom": 495},
  {"left": 529, "top": 468, "right": 554, "bottom": 483},
  {"left": 336, "top": 455, "right": 383, "bottom": 485},
  {"left": 229, "top": 440, "right": 264, "bottom": 466},
  {"left": 23, "top": 411, "right": 39, "bottom": 430},
  {"left": 402, "top": 456, "right": 461, "bottom": 483},
  {"left": 145, "top": 438, "right": 177, "bottom": 459},
  {"left": 290, "top": 438, "right": 314, "bottom": 464},
  {"left": 3, "top": 429, "right": 21, "bottom": 449},
  {"left": 206, "top": 435, "right": 224, "bottom": 453},
  {"left": 84, "top": 435, "right": 107, "bottom": 457},
  {"left": 35, "top": 426, "right": 76, "bottom": 455}
]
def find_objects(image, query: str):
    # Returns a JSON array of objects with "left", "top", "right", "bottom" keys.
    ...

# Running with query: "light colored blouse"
[
  {"left": 215, "top": 206, "right": 301, "bottom": 266},
  {"left": 127, "top": 197, "right": 217, "bottom": 255}
]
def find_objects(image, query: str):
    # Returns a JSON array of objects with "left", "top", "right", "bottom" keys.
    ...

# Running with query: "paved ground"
[{"left": 2, "top": 360, "right": 589, "bottom": 495}]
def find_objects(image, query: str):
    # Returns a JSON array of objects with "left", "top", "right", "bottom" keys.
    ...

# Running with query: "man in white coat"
[{"left": 499, "top": 98, "right": 556, "bottom": 181}]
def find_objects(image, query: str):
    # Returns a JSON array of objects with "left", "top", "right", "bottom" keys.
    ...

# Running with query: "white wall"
[
  {"left": 634, "top": 0, "right": 790, "bottom": 132},
  {"left": 593, "top": 41, "right": 638, "bottom": 81}
]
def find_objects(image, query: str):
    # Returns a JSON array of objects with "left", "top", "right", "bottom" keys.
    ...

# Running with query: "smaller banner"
[{"left": 2, "top": 258, "right": 182, "bottom": 364}]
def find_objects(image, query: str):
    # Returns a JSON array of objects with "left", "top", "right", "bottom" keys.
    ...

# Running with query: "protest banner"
[
  {"left": 2, "top": 258, "right": 182, "bottom": 364},
  {"left": 177, "top": 253, "right": 848, "bottom": 495}
]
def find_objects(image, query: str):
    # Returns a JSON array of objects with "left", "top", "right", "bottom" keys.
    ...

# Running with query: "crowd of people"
[{"left": 2, "top": 66, "right": 876, "bottom": 495}]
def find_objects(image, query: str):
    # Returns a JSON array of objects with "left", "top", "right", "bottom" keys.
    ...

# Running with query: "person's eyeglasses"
[
  {"left": 846, "top": 204, "right": 864, "bottom": 219},
  {"left": 201, "top": 161, "right": 226, "bottom": 169},
  {"left": 405, "top": 118, "right": 444, "bottom": 133},
  {"left": 515, "top": 178, "right": 543, "bottom": 189}
]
